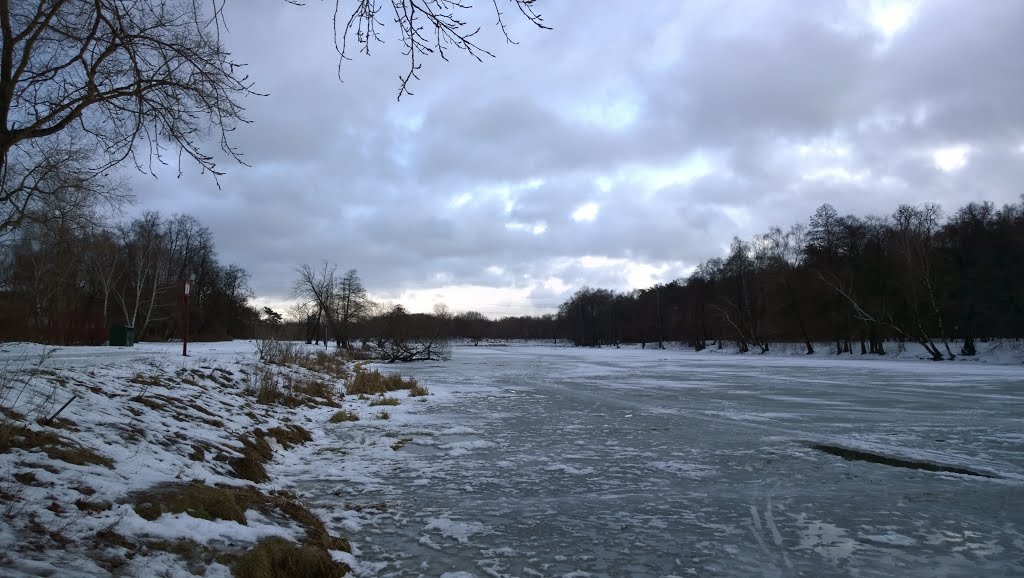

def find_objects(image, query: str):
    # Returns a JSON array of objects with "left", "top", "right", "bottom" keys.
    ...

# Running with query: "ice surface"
[{"left": 299, "top": 343, "right": 1024, "bottom": 577}]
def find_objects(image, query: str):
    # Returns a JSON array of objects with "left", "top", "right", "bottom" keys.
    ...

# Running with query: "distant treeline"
[
  {"left": 6, "top": 196, "right": 1021, "bottom": 358},
  {"left": 447, "top": 199, "right": 1024, "bottom": 360},
  {"left": 0, "top": 210, "right": 257, "bottom": 344}
]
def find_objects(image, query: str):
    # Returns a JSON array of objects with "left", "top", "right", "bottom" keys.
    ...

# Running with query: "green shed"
[{"left": 109, "top": 325, "right": 135, "bottom": 347}]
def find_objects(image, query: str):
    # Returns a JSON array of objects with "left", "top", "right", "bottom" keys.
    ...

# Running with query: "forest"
[{"left": 450, "top": 199, "right": 1024, "bottom": 361}]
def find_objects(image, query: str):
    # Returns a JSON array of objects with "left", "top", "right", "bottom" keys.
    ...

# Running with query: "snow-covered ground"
[
  {"left": 0, "top": 340, "right": 361, "bottom": 577},
  {"left": 0, "top": 340, "right": 1021, "bottom": 577}
]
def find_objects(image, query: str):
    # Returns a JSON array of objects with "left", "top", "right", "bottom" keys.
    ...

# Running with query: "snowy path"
[{"left": 304, "top": 344, "right": 1024, "bottom": 577}]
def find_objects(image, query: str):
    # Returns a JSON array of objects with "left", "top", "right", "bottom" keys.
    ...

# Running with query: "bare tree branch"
[{"left": 333, "top": 0, "right": 549, "bottom": 99}]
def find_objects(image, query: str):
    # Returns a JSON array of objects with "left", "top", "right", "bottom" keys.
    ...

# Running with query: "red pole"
[{"left": 183, "top": 280, "right": 190, "bottom": 357}]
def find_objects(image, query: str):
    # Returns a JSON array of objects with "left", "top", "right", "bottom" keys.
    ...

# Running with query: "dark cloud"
[{"left": 125, "top": 0, "right": 1024, "bottom": 317}]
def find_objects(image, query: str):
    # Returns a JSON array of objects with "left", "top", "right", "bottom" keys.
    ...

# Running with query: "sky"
[{"left": 128, "top": 0, "right": 1024, "bottom": 318}]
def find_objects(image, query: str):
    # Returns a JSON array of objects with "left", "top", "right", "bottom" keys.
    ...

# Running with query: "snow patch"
[{"left": 424, "top": 516, "right": 488, "bottom": 544}]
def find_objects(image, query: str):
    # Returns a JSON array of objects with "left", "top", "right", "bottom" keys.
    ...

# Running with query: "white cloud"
[
  {"left": 932, "top": 145, "right": 970, "bottom": 172},
  {"left": 124, "top": 0, "right": 1024, "bottom": 318},
  {"left": 388, "top": 284, "right": 543, "bottom": 317},
  {"left": 571, "top": 202, "right": 600, "bottom": 223},
  {"left": 869, "top": 0, "right": 919, "bottom": 39},
  {"left": 505, "top": 221, "right": 547, "bottom": 235}
]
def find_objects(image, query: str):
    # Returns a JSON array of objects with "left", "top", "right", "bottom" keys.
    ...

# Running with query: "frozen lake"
[{"left": 311, "top": 344, "right": 1024, "bottom": 577}]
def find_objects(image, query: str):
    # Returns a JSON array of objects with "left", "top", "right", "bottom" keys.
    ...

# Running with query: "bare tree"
[
  {"left": 83, "top": 228, "right": 122, "bottom": 327},
  {"left": 334, "top": 0, "right": 549, "bottom": 98},
  {"left": 0, "top": 1, "right": 251, "bottom": 235},
  {"left": 337, "top": 268, "right": 369, "bottom": 349},
  {"left": 0, "top": 0, "right": 548, "bottom": 236},
  {"left": 292, "top": 261, "right": 342, "bottom": 346}
]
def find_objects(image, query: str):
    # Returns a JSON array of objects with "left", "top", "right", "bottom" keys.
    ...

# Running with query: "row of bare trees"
[
  {"left": 0, "top": 208, "right": 256, "bottom": 344},
  {"left": 442, "top": 198, "right": 1024, "bottom": 359},
  {"left": 289, "top": 263, "right": 453, "bottom": 361}
]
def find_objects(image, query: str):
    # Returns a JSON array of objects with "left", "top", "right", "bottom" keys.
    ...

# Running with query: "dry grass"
[
  {"left": 290, "top": 376, "right": 340, "bottom": 407},
  {"left": 390, "top": 437, "right": 412, "bottom": 451},
  {"left": 373, "top": 410, "right": 391, "bottom": 420},
  {"left": 3, "top": 427, "right": 113, "bottom": 468},
  {"left": 132, "top": 482, "right": 247, "bottom": 525},
  {"left": 345, "top": 368, "right": 417, "bottom": 396},
  {"left": 247, "top": 359, "right": 343, "bottom": 409},
  {"left": 328, "top": 409, "right": 359, "bottom": 423},
  {"left": 130, "top": 482, "right": 352, "bottom": 577},
  {"left": 257, "top": 339, "right": 350, "bottom": 383},
  {"left": 234, "top": 537, "right": 348, "bottom": 578},
  {"left": 129, "top": 373, "right": 166, "bottom": 388},
  {"left": 408, "top": 383, "right": 429, "bottom": 397},
  {"left": 262, "top": 424, "right": 313, "bottom": 450},
  {"left": 296, "top": 349, "right": 349, "bottom": 382},
  {"left": 228, "top": 436, "right": 274, "bottom": 483},
  {"left": 368, "top": 395, "right": 400, "bottom": 407}
]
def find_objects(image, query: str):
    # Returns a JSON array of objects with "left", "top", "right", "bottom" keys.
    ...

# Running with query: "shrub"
[{"left": 255, "top": 339, "right": 302, "bottom": 366}]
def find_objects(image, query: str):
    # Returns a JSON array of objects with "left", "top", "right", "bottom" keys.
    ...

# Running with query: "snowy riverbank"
[{"left": 0, "top": 340, "right": 425, "bottom": 577}]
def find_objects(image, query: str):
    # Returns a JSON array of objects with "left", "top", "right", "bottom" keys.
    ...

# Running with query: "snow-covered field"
[{"left": 0, "top": 340, "right": 1022, "bottom": 577}]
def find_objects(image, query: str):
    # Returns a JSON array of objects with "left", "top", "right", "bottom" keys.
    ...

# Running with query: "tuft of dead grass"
[
  {"left": 3, "top": 427, "right": 113, "bottom": 468},
  {"left": 373, "top": 410, "right": 391, "bottom": 420},
  {"left": 74, "top": 498, "right": 113, "bottom": 513},
  {"left": 261, "top": 424, "right": 313, "bottom": 450},
  {"left": 408, "top": 383, "right": 429, "bottom": 397},
  {"left": 132, "top": 481, "right": 247, "bottom": 524},
  {"left": 328, "top": 409, "right": 359, "bottom": 423},
  {"left": 368, "top": 395, "right": 400, "bottom": 407},
  {"left": 291, "top": 376, "right": 340, "bottom": 407},
  {"left": 229, "top": 435, "right": 274, "bottom": 483},
  {"left": 129, "top": 373, "right": 166, "bottom": 388},
  {"left": 296, "top": 349, "right": 350, "bottom": 382},
  {"left": 234, "top": 536, "right": 349, "bottom": 578},
  {"left": 345, "top": 368, "right": 417, "bottom": 396}
]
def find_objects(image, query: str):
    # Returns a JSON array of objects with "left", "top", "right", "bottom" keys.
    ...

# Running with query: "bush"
[{"left": 255, "top": 339, "right": 302, "bottom": 366}]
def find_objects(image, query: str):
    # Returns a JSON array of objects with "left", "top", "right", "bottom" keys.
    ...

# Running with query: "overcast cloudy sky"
[{"left": 129, "top": 0, "right": 1024, "bottom": 318}]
